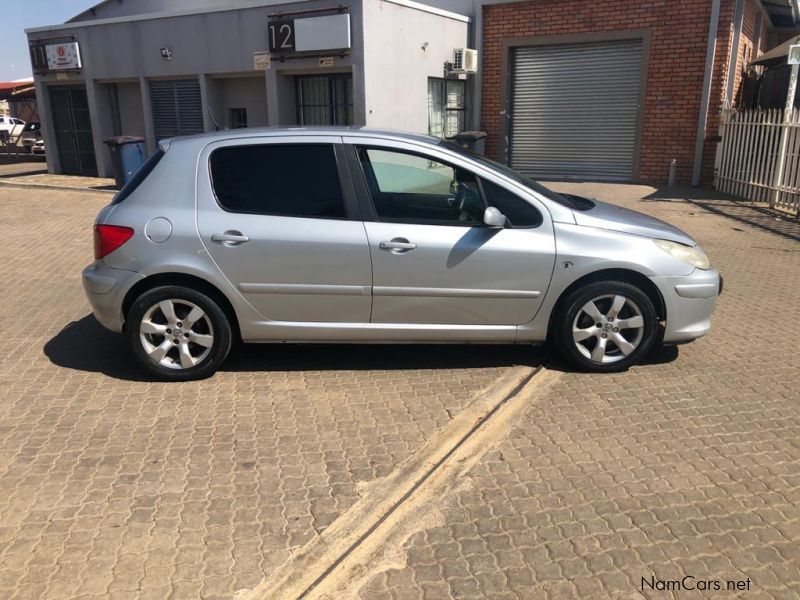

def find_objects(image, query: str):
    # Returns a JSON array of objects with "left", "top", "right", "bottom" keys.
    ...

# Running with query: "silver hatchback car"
[{"left": 83, "top": 128, "right": 721, "bottom": 381}]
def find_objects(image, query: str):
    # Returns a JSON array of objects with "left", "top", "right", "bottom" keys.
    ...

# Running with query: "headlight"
[{"left": 654, "top": 239, "right": 710, "bottom": 270}]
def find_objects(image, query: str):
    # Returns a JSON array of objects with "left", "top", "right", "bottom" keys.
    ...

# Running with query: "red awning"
[{"left": 0, "top": 80, "right": 35, "bottom": 101}]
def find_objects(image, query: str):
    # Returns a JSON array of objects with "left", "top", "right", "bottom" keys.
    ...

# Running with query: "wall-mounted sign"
[
  {"left": 253, "top": 51, "right": 272, "bottom": 70},
  {"left": 267, "top": 13, "right": 350, "bottom": 55},
  {"left": 268, "top": 19, "right": 295, "bottom": 53},
  {"left": 45, "top": 42, "right": 82, "bottom": 70},
  {"left": 319, "top": 57, "right": 334, "bottom": 67}
]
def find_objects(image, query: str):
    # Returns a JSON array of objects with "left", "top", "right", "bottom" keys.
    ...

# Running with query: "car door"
[
  {"left": 346, "top": 139, "right": 556, "bottom": 326},
  {"left": 196, "top": 137, "right": 372, "bottom": 323}
]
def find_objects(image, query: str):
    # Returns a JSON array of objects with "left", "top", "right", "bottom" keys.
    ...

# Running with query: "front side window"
[
  {"left": 210, "top": 144, "right": 346, "bottom": 218},
  {"left": 481, "top": 179, "right": 542, "bottom": 227},
  {"left": 359, "top": 148, "right": 484, "bottom": 225}
]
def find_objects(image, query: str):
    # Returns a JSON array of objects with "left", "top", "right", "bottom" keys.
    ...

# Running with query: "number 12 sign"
[{"left": 268, "top": 19, "right": 295, "bottom": 53}]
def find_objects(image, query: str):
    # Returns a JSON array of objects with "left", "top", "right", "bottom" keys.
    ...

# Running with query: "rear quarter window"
[{"left": 209, "top": 144, "right": 346, "bottom": 219}]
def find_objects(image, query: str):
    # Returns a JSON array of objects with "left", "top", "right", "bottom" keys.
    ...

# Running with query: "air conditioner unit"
[{"left": 451, "top": 48, "right": 478, "bottom": 74}]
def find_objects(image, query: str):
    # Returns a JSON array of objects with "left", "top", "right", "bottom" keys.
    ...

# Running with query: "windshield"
[{"left": 439, "top": 141, "right": 593, "bottom": 210}]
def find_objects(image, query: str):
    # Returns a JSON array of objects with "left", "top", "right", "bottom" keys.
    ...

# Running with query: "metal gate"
[
  {"left": 509, "top": 38, "right": 644, "bottom": 181},
  {"left": 715, "top": 108, "right": 800, "bottom": 216},
  {"left": 149, "top": 79, "right": 204, "bottom": 141},
  {"left": 49, "top": 86, "right": 97, "bottom": 176}
]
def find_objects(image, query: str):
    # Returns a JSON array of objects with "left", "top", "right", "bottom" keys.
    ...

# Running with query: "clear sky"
[{"left": 0, "top": 1, "right": 97, "bottom": 81}]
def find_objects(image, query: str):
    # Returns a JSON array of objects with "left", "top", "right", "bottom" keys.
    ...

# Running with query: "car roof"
[{"left": 163, "top": 126, "right": 441, "bottom": 147}]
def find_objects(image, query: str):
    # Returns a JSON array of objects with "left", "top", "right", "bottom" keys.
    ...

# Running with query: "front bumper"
[
  {"left": 82, "top": 262, "right": 144, "bottom": 332},
  {"left": 651, "top": 268, "right": 721, "bottom": 343}
]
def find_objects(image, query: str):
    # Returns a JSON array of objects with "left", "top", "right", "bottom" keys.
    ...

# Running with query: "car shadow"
[
  {"left": 44, "top": 315, "right": 547, "bottom": 382},
  {"left": 447, "top": 227, "right": 501, "bottom": 268},
  {"left": 0, "top": 168, "right": 49, "bottom": 179},
  {"left": 544, "top": 342, "right": 679, "bottom": 374}
]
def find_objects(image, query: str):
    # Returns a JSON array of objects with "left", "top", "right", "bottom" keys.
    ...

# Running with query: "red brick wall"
[
  {"left": 481, "top": 0, "right": 737, "bottom": 186},
  {"left": 728, "top": 0, "right": 768, "bottom": 105}
]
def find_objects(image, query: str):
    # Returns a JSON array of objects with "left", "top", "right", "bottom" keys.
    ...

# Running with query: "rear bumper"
[
  {"left": 82, "top": 262, "right": 143, "bottom": 332},
  {"left": 651, "top": 268, "right": 721, "bottom": 343}
]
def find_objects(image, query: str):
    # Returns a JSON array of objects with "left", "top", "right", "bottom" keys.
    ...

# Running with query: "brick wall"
[
  {"left": 726, "top": 0, "right": 768, "bottom": 106},
  {"left": 481, "top": 0, "right": 738, "bottom": 186}
]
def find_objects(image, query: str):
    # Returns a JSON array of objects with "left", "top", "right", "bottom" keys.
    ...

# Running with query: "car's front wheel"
[
  {"left": 127, "top": 286, "right": 232, "bottom": 381},
  {"left": 553, "top": 280, "right": 659, "bottom": 372}
]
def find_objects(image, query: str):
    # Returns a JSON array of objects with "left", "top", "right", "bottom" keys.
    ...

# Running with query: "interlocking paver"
[
  {"left": 0, "top": 161, "right": 46, "bottom": 178},
  {"left": 0, "top": 187, "right": 526, "bottom": 597},
  {"left": 357, "top": 186, "right": 800, "bottom": 599},
  {"left": 0, "top": 164, "right": 115, "bottom": 190}
]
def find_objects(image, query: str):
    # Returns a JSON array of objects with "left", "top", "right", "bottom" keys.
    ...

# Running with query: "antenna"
[{"left": 207, "top": 106, "right": 222, "bottom": 131}]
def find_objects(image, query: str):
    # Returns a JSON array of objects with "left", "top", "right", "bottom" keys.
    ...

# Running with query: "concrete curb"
[
  {"left": 241, "top": 362, "right": 559, "bottom": 600},
  {"left": 0, "top": 180, "right": 116, "bottom": 195}
]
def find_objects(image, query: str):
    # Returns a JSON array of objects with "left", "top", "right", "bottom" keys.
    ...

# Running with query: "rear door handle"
[
  {"left": 211, "top": 231, "right": 250, "bottom": 245},
  {"left": 380, "top": 239, "right": 417, "bottom": 251}
]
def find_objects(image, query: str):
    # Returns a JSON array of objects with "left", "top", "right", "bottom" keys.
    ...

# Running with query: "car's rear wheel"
[
  {"left": 127, "top": 286, "right": 232, "bottom": 381},
  {"left": 553, "top": 280, "right": 658, "bottom": 372}
]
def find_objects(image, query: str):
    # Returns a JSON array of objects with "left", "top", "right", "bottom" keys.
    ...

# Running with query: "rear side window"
[
  {"left": 210, "top": 144, "right": 346, "bottom": 219},
  {"left": 480, "top": 179, "right": 543, "bottom": 228},
  {"left": 111, "top": 148, "right": 165, "bottom": 205}
]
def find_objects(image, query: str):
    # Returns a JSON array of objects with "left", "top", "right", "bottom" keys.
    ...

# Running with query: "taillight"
[{"left": 94, "top": 225, "right": 134, "bottom": 259}]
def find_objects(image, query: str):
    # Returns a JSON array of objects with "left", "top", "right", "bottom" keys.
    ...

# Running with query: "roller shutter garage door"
[
  {"left": 509, "top": 38, "right": 644, "bottom": 181},
  {"left": 149, "top": 79, "right": 204, "bottom": 141}
]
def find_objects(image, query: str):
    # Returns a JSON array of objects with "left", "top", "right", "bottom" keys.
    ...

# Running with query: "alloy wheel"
[
  {"left": 139, "top": 299, "right": 214, "bottom": 370},
  {"left": 571, "top": 294, "right": 645, "bottom": 364}
]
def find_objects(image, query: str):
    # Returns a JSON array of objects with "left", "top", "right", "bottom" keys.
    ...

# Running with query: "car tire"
[
  {"left": 553, "top": 280, "right": 659, "bottom": 373},
  {"left": 127, "top": 286, "right": 232, "bottom": 381}
]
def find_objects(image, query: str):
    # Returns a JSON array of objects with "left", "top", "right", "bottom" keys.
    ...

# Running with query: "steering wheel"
[
  {"left": 446, "top": 180, "right": 464, "bottom": 209},
  {"left": 453, "top": 181, "right": 481, "bottom": 222}
]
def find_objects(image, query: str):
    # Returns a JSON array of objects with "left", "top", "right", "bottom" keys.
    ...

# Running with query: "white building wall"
[
  {"left": 361, "top": 0, "right": 469, "bottom": 134},
  {"left": 70, "top": 0, "right": 474, "bottom": 22}
]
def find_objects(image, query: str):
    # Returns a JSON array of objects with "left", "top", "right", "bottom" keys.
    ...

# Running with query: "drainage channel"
[{"left": 243, "top": 360, "right": 556, "bottom": 600}]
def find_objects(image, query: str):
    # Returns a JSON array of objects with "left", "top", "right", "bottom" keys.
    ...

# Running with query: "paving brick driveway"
[
  {"left": 0, "top": 187, "right": 531, "bottom": 599},
  {"left": 1, "top": 183, "right": 798, "bottom": 599},
  {"left": 358, "top": 185, "right": 800, "bottom": 599}
]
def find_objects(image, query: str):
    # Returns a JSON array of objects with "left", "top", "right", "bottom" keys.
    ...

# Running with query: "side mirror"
[{"left": 483, "top": 206, "right": 507, "bottom": 229}]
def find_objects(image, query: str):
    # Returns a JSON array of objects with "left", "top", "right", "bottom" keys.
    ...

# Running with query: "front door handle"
[
  {"left": 380, "top": 239, "right": 417, "bottom": 252},
  {"left": 211, "top": 231, "right": 250, "bottom": 246}
]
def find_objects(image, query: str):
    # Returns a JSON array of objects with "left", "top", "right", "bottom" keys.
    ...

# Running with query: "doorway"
[
  {"left": 49, "top": 86, "right": 97, "bottom": 176},
  {"left": 295, "top": 74, "right": 353, "bottom": 126}
]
